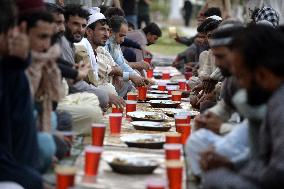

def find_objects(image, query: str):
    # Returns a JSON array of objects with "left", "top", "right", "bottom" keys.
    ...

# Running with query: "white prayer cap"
[
  {"left": 87, "top": 7, "right": 106, "bottom": 27},
  {"left": 207, "top": 15, "right": 222, "bottom": 21}
]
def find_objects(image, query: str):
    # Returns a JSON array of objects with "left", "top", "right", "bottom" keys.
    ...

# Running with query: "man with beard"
[
  {"left": 194, "top": 20, "right": 244, "bottom": 134},
  {"left": 203, "top": 24, "right": 284, "bottom": 189},
  {"left": 45, "top": 3, "right": 91, "bottom": 82},
  {"left": 185, "top": 22, "right": 250, "bottom": 178},
  {"left": 78, "top": 7, "right": 124, "bottom": 96},
  {"left": 60, "top": 4, "right": 124, "bottom": 111}
]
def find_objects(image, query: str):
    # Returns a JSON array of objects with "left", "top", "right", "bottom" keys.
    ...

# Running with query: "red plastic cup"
[
  {"left": 186, "top": 84, "right": 191, "bottom": 91},
  {"left": 61, "top": 131, "right": 74, "bottom": 157},
  {"left": 186, "top": 113, "right": 191, "bottom": 123},
  {"left": 178, "top": 80, "right": 186, "bottom": 91},
  {"left": 176, "top": 112, "right": 191, "bottom": 124},
  {"left": 146, "top": 178, "right": 167, "bottom": 189},
  {"left": 174, "top": 114, "right": 190, "bottom": 126},
  {"left": 61, "top": 131, "right": 74, "bottom": 142},
  {"left": 147, "top": 69, "right": 154, "bottom": 78},
  {"left": 158, "top": 83, "right": 167, "bottom": 91},
  {"left": 127, "top": 92, "right": 138, "bottom": 101},
  {"left": 165, "top": 132, "right": 181, "bottom": 144},
  {"left": 137, "top": 86, "right": 147, "bottom": 101},
  {"left": 184, "top": 72, "right": 192, "bottom": 80},
  {"left": 162, "top": 72, "right": 171, "bottom": 80},
  {"left": 126, "top": 100, "right": 137, "bottom": 115},
  {"left": 164, "top": 144, "right": 182, "bottom": 160},
  {"left": 171, "top": 91, "right": 182, "bottom": 102},
  {"left": 176, "top": 124, "right": 191, "bottom": 144},
  {"left": 56, "top": 166, "right": 77, "bottom": 189},
  {"left": 144, "top": 57, "right": 152, "bottom": 64},
  {"left": 84, "top": 146, "right": 103, "bottom": 176},
  {"left": 166, "top": 160, "right": 183, "bottom": 189},
  {"left": 91, "top": 123, "right": 106, "bottom": 146},
  {"left": 109, "top": 113, "right": 123, "bottom": 134},
  {"left": 112, "top": 105, "right": 123, "bottom": 113}
]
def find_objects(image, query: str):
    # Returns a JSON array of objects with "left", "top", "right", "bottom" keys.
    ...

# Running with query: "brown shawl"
[{"left": 26, "top": 45, "right": 64, "bottom": 132}]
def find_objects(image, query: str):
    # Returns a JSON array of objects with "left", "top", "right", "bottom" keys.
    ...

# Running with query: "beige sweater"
[{"left": 95, "top": 46, "right": 116, "bottom": 85}]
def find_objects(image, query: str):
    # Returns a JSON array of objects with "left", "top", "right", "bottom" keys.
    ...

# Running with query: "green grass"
[{"left": 147, "top": 28, "right": 187, "bottom": 56}]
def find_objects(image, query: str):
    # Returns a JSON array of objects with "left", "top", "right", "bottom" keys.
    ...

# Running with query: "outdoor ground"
[{"left": 147, "top": 25, "right": 197, "bottom": 56}]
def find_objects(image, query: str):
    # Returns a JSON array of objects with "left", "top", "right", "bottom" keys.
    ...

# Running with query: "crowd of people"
[
  {"left": 172, "top": 4, "right": 284, "bottom": 189},
  {"left": 1, "top": 0, "right": 284, "bottom": 189},
  {"left": 0, "top": 0, "right": 161, "bottom": 188}
]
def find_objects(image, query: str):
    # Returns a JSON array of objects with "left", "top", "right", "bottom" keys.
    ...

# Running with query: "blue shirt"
[{"left": 105, "top": 36, "right": 138, "bottom": 81}]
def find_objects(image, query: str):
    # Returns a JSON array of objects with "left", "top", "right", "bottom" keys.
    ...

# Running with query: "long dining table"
[{"left": 72, "top": 66, "right": 197, "bottom": 189}]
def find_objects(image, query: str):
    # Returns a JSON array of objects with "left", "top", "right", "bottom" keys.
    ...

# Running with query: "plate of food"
[
  {"left": 131, "top": 121, "right": 172, "bottom": 132},
  {"left": 146, "top": 93, "right": 169, "bottom": 100},
  {"left": 149, "top": 85, "right": 158, "bottom": 90},
  {"left": 149, "top": 90, "right": 168, "bottom": 95},
  {"left": 121, "top": 134, "right": 165, "bottom": 149},
  {"left": 153, "top": 72, "right": 162, "bottom": 79},
  {"left": 149, "top": 100, "right": 181, "bottom": 108},
  {"left": 162, "top": 109, "right": 200, "bottom": 118},
  {"left": 127, "top": 111, "right": 166, "bottom": 122},
  {"left": 105, "top": 156, "right": 159, "bottom": 174},
  {"left": 155, "top": 79, "right": 178, "bottom": 86}
]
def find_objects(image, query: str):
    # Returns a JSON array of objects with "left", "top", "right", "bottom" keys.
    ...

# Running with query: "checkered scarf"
[{"left": 255, "top": 7, "right": 279, "bottom": 27}]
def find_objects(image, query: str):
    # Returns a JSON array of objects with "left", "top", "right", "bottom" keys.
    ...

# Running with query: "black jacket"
[{"left": 0, "top": 55, "right": 43, "bottom": 189}]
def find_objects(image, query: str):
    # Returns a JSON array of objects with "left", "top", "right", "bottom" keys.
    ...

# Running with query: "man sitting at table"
[
  {"left": 0, "top": 1, "right": 43, "bottom": 188},
  {"left": 203, "top": 24, "right": 284, "bottom": 189},
  {"left": 185, "top": 21, "right": 250, "bottom": 179},
  {"left": 105, "top": 16, "right": 150, "bottom": 97},
  {"left": 123, "top": 22, "right": 162, "bottom": 62},
  {"left": 75, "top": 7, "right": 124, "bottom": 98}
]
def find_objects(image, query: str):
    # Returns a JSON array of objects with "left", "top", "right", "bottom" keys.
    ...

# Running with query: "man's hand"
[
  {"left": 196, "top": 91, "right": 216, "bottom": 108},
  {"left": 192, "top": 64, "right": 199, "bottom": 76},
  {"left": 110, "top": 65, "right": 123, "bottom": 76},
  {"left": 184, "top": 62, "right": 194, "bottom": 71},
  {"left": 130, "top": 74, "right": 145, "bottom": 87},
  {"left": 203, "top": 78, "right": 218, "bottom": 93},
  {"left": 109, "top": 93, "right": 126, "bottom": 109},
  {"left": 141, "top": 48, "right": 152, "bottom": 58},
  {"left": 203, "top": 112, "right": 222, "bottom": 133},
  {"left": 172, "top": 60, "right": 180, "bottom": 68},
  {"left": 194, "top": 114, "right": 207, "bottom": 130},
  {"left": 190, "top": 95, "right": 200, "bottom": 109},
  {"left": 8, "top": 22, "right": 29, "bottom": 60},
  {"left": 139, "top": 61, "right": 152, "bottom": 70},
  {"left": 144, "top": 78, "right": 155, "bottom": 86},
  {"left": 192, "top": 83, "right": 204, "bottom": 94},
  {"left": 194, "top": 112, "right": 222, "bottom": 134},
  {"left": 200, "top": 147, "right": 232, "bottom": 172},
  {"left": 174, "top": 34, "right": 181, "bottom": 42},
  {"left": 75, "top": 61, "right": 90, "bottom": 81}
]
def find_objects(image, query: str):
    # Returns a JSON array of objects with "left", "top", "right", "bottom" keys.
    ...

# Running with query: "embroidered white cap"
[{"left": 87, "top": 7, "right": 106, "bottom": 27}]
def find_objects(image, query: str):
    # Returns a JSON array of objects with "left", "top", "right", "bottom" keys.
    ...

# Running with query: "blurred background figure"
[
  {"left": 138, "top": 0, "right": 151, "bottom": 29},
  {"left": 182, "top": 0, "right": 193, "bottom": 27},
  {"left": 121, "top": 0, "right": 138, "bottom": 29}
]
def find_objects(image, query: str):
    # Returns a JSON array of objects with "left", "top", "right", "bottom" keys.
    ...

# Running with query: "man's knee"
[
  {"left": 0, "top": 182, "right": 24, "bottom": 189},
  {"left": 37, "top": 132, "right": 56, "bottom": 173}
]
